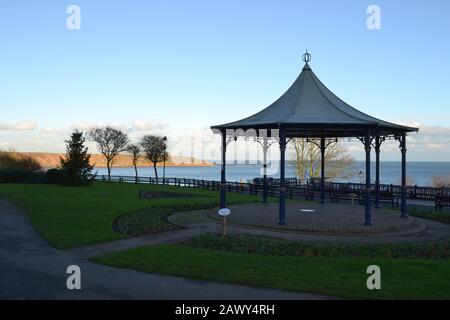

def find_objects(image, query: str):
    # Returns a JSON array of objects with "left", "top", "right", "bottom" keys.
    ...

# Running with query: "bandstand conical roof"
[{"left": 212, "top": 56, "right": 418, "bottom": 138}]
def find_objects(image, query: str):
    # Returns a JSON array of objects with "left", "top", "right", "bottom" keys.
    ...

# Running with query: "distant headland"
[{"left": 9, "top": 152, "right": 213, "bottom": 168}]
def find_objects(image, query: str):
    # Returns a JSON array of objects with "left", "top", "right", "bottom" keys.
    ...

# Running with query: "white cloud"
[
  {"left": 0, "top": 121, "right": 37, "bottom": 131},
  {"left": 424, "top": 143, "right": 446, "bottom": 150},
  {"left": 70, "top": 122, "right": 99, "bottom": 131},
  {"left": 131, "top": 120, "right": 169, "bottom": 132},
  {"left": 40, "top": 127, "right": 66, "bottom": 135},
  {"left": 68, "top": 120, "right": 168, "bottom": 134},
  {"left": 0, "top": 142, "right": 12, "bottom": 150},
  {"left": 3, "top": 120, "right": 450, "bottom": 161},
  {"left": 408, "top": 125, "right": 450, "bottom": 145},
  {"left": 347, "top": 145, "right": 362, "bottom": 153}
]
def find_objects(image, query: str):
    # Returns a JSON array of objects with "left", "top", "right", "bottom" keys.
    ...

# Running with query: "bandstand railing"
[{"left": 93, "top": 174, "right": 449, "bottom": 202}]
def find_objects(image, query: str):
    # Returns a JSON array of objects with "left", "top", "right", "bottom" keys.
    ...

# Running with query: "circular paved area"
[
  {"left": 71, "top": 201, "right": 447, "bottom": 255},
  {"left": 207, "top": 202, "right": 424, "bottom": 234},
  {"left": 170, "top": 205, "right": 450, "bottom": 244}
]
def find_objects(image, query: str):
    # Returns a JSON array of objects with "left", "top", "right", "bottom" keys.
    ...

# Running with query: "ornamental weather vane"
[{"left": 302, "top": 49, "right": 311, "bottom": 63}]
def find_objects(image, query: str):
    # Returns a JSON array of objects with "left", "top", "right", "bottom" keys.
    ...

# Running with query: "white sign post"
[{"left": 218, "top": 208, "right": 231, "bottom": 237}]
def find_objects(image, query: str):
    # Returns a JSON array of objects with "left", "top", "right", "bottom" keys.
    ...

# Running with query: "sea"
[{"left": 94, "top": 161, "right": 450, "bottom": 187}]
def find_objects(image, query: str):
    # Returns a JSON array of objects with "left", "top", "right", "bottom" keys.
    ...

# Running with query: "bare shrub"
[
  {"left": 0, "top": 150, "right": 41, "bottom": 171},
  {"left": 396, "top": 176, "right": 415, "bottom": 186},
  {"left": 431, "top": 175, "right": 450, "bottom": 188}
]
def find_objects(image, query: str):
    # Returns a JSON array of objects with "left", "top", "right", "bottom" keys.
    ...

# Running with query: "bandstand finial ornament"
[{"left": 302, "top": 49, "right": 311, "bottom": 63}]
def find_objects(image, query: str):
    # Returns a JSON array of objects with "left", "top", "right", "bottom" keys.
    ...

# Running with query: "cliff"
[{"left": 14, "top": 152, "right": 212, "bottom": 168}]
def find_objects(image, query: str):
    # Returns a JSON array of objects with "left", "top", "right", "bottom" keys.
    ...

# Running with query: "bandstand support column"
[
  {"left": 320, "top": 137, "right": 325, "bottom": 204},
  {"left": 375, "top": 136, "right": 381, "bottom": 209},
  {"left": 220, "top": 129, "right": 227, "bottom": 209},
  {"left": 262, "top": 136, "right": 268, "bottom": 203},
  {"left": 364, "top": 131, "right": 373, "bottom": 225},
  {"left": 400, "top": 133, "right": 407, "bottom": 218},
  {"left": 278, "top": 128, "right": 286, "bottom": 225}
]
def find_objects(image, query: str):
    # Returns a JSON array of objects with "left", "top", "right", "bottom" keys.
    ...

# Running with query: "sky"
[{"left": 1, "top": 0, "right": 450, "bottom": 161}]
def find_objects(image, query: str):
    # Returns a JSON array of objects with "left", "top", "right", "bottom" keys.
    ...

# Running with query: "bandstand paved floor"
[
  {"left": 207, "top": 202, "right": 423, "bottom": 233},
  {"left": 169, "top": 201, "right": 450, "bottom": 244}
]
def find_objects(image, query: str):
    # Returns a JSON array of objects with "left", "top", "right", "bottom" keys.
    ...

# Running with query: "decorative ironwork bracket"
[
  {"left": 225, "top": 136, "right": 235, "bottom": 147},
  {"left": 371, "top": 136, "right": 386, "bottom": 149},
  {"left": 254, "top": 136, "right": 277, "bottom": 150},
  {"left": 306, "top": 137, "right": 338, "bottom": 150},
  {"left": 270, "top": 136, "right": 292, "bottom": 147},
  {"left": 357, "top": 136, "right": 374, "bottom": 146},
  {"left": 394, "top": 134, "right": 407, "bottom": 153},
  {"left": 286, "top": 137, "right": 294, "bottom": 146}
]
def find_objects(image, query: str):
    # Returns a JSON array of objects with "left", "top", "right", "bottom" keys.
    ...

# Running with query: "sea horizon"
[{"left": 94, "top": 161, "right": 450, "bottom": 187}]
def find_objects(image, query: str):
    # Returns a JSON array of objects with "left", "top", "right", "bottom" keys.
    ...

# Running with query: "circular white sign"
[{"left": 218, "top": 208, "right": 231, "bottom": 217}]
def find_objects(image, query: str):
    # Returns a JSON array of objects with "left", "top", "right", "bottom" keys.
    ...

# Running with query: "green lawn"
[
  {"left": 183, "top": 234, "right": 450, "bottom": 259},
  {"left": 409, "top": 208, "right": 450, "bottom": 224},
  {"left": 90, "top": 202, "right": 450, "bottom": 299},
  {"left": 0, "top": 182, "right": 258, "bottom": 249},
  {"left": 2, "top": 182, "right": 450, "bottom": 299},
  {"left": 93, "top": 243, "right": 450, "bottom": 299}
]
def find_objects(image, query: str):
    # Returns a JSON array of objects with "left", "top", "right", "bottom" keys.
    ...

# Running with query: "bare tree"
[
  {"left": 397, "top": 176, "right": 416, "bottom": 186},
  {"left": 140, "top": 135, "right": 168, "bottom": 183},
  {"left": 293, "top": 139, "right": 321, "bottom": 181},
  {"left": 127, "top": 143, "right": 141, "bottom": 183},
  {"left": 324, "top": 143, "right": 355, "bottom": 180},
  {"left": 293, "top": 138, "right": 308, "bottom": 182},
  {"left": 88, "top": 126, "right": 129, "bottom": 182},
  {"left": 292, "top": 138, "right": 356, "bottom": 182},
  {"left": 432, "top": 175, "right": 450, "bottom": 187}
]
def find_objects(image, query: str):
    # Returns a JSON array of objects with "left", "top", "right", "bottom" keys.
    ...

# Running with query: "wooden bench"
[
  {"left": 435, "top": 195, "right": 450, "bottom": 212},
  {"left": 286, "top": 185, "right": 308, "bottom": 199},
  {"left": 356, "top": 190, "right": 398, "bottom": 208},
  {"left": 378, "top": 191, "right": 399, "bottom": 208},
  {"left": 324, "top": 186, "right": 343, "bottom": 203},
  {"left": 303, "top": 185, "right": 353, "bottom": 203},
  {"left": 331, "top": 189, "right": 362, "bottom": 204}
]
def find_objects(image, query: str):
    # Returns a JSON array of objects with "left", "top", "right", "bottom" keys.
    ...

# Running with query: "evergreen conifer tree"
[{"left": 60, "top": 130, "right": 94, "bottom": 186}]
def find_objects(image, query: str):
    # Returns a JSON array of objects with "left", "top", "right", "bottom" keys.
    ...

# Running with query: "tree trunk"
[
  {"left": 134, "top": 164, "right": 138, "bottom": 184},
  {"left": 153, "top": 163, "right": 158, "bottom": 184},
  {"left": 107, "top": 161, "right": 111, "bottom": 183}
]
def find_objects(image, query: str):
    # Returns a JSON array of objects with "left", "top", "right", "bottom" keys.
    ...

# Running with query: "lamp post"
[{"left": 163, "top": 136, "right": 167, "bottom": 185}]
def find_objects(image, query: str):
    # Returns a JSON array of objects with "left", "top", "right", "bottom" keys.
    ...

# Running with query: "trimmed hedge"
[
  {"left": 45, "top": 168, "right": 65, "bottom": 184},
  {"left": 0, "top": 167, "right": 65, "bottom": 184},
  {"left": 0, "top": 168, "right": 30, "bottom": 183}
]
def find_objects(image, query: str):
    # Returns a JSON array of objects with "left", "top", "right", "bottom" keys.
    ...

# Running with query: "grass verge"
[
  {"left": 0, "top": 182, "right": 258, "bottom": 249},
  {"left": 93, "top": 243, "right": 450, "bottom": 299},
  {"left": 409, "top": 208, "right": 450, "bottom": 224},
  {"left": 183, "top": 234, "right": 450, "bottom": 259}
]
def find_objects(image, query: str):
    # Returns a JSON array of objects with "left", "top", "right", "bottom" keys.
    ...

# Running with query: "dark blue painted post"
[
  {"left": 320, "top": 137, "right": 325, "bottom": 204},
  {"left": 262, "top": 165, "right": 268, "bottom": 203},
  {"left": 220, "top": 129, "right": 227, "bottom": 209},
  {"left": 364, "top": 131, "right": 373, "bottom": 225},
  {"left": 400, "top": 133, "right": 407, "bottom": 217},
  {"left": 375, "top": 136, "right": 381, "bottom": 209},
  {"left": 262, "top": 136, "right": 268, "bottom": 203},
  {"left": 279, "top": 128, "right": 286, "bottom": 225}
]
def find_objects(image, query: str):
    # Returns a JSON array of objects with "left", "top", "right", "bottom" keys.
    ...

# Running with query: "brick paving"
[{"left": 206, "top": 202, "right": 423, "bottom": 233}]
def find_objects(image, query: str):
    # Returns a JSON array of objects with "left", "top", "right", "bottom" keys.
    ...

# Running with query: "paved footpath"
[
  {"left": 0, "top": 199, "right": 333, "bottom": 300},
  {"left": 68, "top": 225, "right": 218, "bottom": 258}
]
